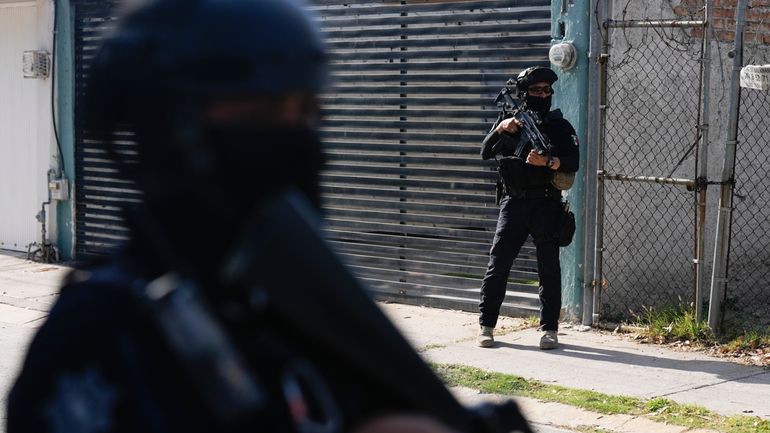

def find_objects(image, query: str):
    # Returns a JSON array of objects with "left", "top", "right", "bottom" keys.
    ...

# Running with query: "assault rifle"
[
  {"left": 141, "top": 189, "right": 533, "bottom": 433},
  {"left": 494, "top": 80, "right": 551, "bottom": 158},
  {"left": 491, "top": 81, "right": 575, "bottom": 192},
  {"left": 218, "top": 190, "right": 533, "bottom": 433}
]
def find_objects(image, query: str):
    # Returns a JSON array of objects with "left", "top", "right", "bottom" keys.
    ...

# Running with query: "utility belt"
[
  {"left": 506, "top": 185, "right": 559, "bottom": 199},
  {"left": 496, "top": 155, "right": 558, "bottom": 202},
  {"left": 496, "top": 182, "right": 559, "bottom": 203}
]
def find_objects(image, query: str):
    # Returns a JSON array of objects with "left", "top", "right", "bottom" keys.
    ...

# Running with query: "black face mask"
[
  {"left": 524, "top": 94, "right": 552, "bottom": 114},
  {"left": 199, "top": 126, "right": 325, "bottom": 217},
  {"left": 136, "top": 126, "right": 325, "bottom": 278}
]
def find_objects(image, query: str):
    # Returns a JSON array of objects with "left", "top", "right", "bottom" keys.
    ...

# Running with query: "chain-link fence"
[
  {"left": 598, "top": 20, "right": 705, "bottom": 322},
  {"left": 723, "top": 45, "right": 770, "bottom": 331}
]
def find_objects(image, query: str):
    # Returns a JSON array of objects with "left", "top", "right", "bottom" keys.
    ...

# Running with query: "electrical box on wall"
[
  {"left": 22, "top": 50, "right": 50, "bottom": 79},
  {"left": 549, "top": 42, "right": 577, "bottom": 71},
  {"left": 49, "top": 178, "right": 69, "bottom": 201}
]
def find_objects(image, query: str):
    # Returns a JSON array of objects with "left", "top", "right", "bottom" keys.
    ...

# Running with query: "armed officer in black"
[
  {"left": 7, "top": 1, "right": 533, "bottom": 433},
  {"left": 477, "top": 67, "right": 579, "bottom": 350}
]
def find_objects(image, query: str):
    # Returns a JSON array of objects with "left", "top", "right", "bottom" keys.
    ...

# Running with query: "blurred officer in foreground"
[
  {"left": 477, "top": 66, "right": 579, "bottom": 350},
  {"left": 7, "top": 1, "right": 531, "bottom": 432}
]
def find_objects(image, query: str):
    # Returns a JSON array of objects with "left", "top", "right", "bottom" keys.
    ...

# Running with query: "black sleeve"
[
  {"left": 552, "top": 120, "right": 579, "bottom": 173},
  {"left": 481, "top": 130, "right": 521, "bottom": 160},
  {"left": 6, "top": 284, "right": 175, "bottom": 433},
  {"left": 7, "top": 282, "right": 223, "bottom": 433},
  {"left": 7, "top": 286, "right": 126, "bottom": 433},
  {"left": 480, "top": 130, "right": 499, "bottom": 160}
]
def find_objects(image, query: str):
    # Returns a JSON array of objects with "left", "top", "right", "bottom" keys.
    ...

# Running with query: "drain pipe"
[{"left": 27, "top": 169, "right": 63, "bottom": 263}]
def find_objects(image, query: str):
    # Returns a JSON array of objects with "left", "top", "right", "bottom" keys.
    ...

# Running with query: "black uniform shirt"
[{"left": 480, "top": 109, "right": 579, "bottom": 187}]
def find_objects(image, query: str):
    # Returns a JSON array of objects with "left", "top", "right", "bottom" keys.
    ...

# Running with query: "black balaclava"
[
  {"left": 131, "top": 105, "right": 325, "bottom": 284},
  {"left": 524, "top": 94, "right": 552, "bottom": 114},
  {"left": 516, "top": 66, "right": 557, "bottom": 115}
]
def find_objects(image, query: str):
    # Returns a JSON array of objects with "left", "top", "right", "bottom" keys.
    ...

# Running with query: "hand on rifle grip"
[{"left": 496, "top": 117, "right": 521, "bottom": 135}]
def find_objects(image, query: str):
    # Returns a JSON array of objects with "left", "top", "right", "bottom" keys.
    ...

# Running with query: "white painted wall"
[{"left": 0, "top": 1, "right": 55, "bottom": 253}]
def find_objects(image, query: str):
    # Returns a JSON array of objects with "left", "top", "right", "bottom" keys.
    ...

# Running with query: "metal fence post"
[
  {"left": 583, "top": 0, "right": 608, "bottom": 326},
  {"left": 694, "top": 0, "right": 713, "bottom": 322},
  {"left": 591, "top": 6, "right": 611, "bottom": 326},
  {"left": 708, "top": 0, "right": 748, "bottom": 331}
]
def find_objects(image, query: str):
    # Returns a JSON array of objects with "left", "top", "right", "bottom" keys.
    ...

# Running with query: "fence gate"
[
  {"left": 596, "top": 16, "right": 709, "bottom": 321},
  {"left": 73, "top": 0, "right": 554, "bottom": 316}
]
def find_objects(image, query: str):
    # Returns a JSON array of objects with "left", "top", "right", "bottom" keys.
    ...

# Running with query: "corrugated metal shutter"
[
  {"left": 73, "top": 1, "right": 136, "bottom": 257},
  {"left": 72, "top": 0, "right": 552, "bottom": 317},
  {"left": 311, "top": 0, "right": 551, "bottom": 316}
]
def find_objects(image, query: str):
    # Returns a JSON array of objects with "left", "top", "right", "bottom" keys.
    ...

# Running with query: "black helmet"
[
  {"left": 86, "top": 0, "right": 327, "bottom": 130},
  {"left": 514, "top": 66, "right": 558, "bottom": 96},
  {"left": 83, "top": 0, "right": 329, "bottom": 276}
]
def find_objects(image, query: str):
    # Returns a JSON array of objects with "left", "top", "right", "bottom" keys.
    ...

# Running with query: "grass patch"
[
  {"left": 725, "top": 416, "right": 770, "bottom": 433},
  {"left": 523, "top": 315, "right": 539, "bottom": 328},
  {"left": 633, "top": 303, "right": 714, "bottom": 344},
  {"left": 418, "top": 343, "right": 446, "bottom": 353},
  {"left": 433, "top": 363, "right": 770, "bottom": 433},
  {"left": 435, "top": 364, "right": 637, "bottom": 414},
  {"left": 644, "top": 397, "right": 714, "bottom": 429},
  {"left": 723, "top": 330, "right": 770, "bottom": 352},
  {"left": 575, "top": 427, "right": 617, "bottom": 433},
  {"left": 629, "top": 303, "right": 770, "bottom": 366}
]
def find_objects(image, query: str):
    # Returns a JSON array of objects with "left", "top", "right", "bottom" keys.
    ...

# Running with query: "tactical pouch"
[
  {"left": 497, "top": 157, "right": 529, "bottom": 192},
  {"left": 556, "top": 200, "right": 576, "bottom": 247},
  {"left": 551, "top": 171, "right": 576, "bottom": 190}
]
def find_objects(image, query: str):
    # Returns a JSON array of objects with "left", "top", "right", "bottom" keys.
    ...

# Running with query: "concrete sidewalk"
[
  {"left": 0, "top": 252, "right": 70, "bottom": 432},
  {"left": 1, "top": 251, "right": 769, "bottom": 433},
  {"left": 380, "top": 302, "right": 770, "bottom": 431}
]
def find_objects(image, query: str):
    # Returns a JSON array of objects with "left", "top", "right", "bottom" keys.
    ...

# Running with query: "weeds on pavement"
[
  {"left": 434, "top": 363, "right": 770, "bottom": 433},
  {"left": 628, "top": 302, "right": 770, "bottom": 366},
  {"left": 633, "top": 303, "right": 714, "bottom": 344}
]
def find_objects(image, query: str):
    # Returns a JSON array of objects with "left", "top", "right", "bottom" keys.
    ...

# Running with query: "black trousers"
[{"left": 479, "top": 196, "right": 562, "bottom": 331}]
